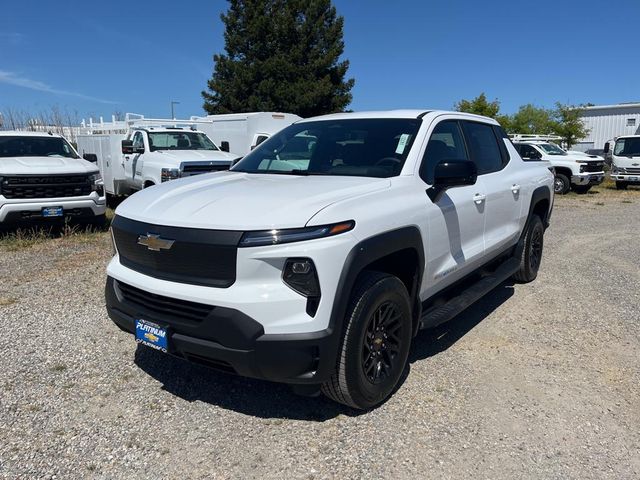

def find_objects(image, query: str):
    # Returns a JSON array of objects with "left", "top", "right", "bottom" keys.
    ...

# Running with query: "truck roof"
[
  {"left": 0, "top": 130, "right": 64, "bottom": 138},
  {"left": 297, "top": 110, "right": 500, "bottom": 124}
]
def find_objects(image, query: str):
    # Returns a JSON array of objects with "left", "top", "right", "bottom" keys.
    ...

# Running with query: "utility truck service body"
[
  {"left": 190, "top": 112, "right": 302, "bottom": 156},
  {"left": 77, "top": 114, "right": 238, "bottom": 204}
]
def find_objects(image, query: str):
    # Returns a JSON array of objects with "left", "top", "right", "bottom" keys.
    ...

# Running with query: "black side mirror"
[
  {"left": 603, "top": 143, "right": 610, "bottom": 153},
  {"left": 427, "top": 160, "right": 477, "bottom": 202},
  {"left": 122, "top": 140, "right": 134, "bottom": 154},
  {"left": 220, "top": 141, "right": 230, "bottom": 152},
  {"left": 83, "top": 153, "right": 98, "bottom": 163}
]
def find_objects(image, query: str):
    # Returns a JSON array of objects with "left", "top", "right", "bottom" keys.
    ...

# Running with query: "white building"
[{"left": 574, "top": 103, "right": 640, "bottom": 151}]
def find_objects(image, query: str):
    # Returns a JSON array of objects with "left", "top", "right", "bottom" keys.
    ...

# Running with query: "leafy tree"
[
  {"left": 509, "top": 104, "right": 557, "bottom": 135},
  {"left": 202, "top": 0, "right": 354, "bottom": 117},
  {"left": 454, "top": 92, "right": 500, "bottom": 118},
  {"left": 552, "top": 103, "right": 590, "bottom": 148}
]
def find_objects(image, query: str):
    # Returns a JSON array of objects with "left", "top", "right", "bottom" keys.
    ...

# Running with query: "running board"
[{"left": 418, "top": 257, "right": 520, "bottom": 330}]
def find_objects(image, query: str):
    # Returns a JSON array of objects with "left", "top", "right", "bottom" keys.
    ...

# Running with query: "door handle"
[
  {"left": 511, "top": 184, "right": 521, "bottom": 194},
  {"left": 473, "top": 193, "right": 486, "bottom": 204}
]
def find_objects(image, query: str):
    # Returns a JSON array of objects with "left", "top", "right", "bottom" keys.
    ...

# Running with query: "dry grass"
[
  {"left": 0, "top": 297, "right": 18, "bottom": 307},
  {"left": 563, "top": 176, "right": 640, "bottom": 204}
]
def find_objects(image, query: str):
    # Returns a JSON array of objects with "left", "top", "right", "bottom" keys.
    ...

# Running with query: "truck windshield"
[
  {"left": 614, "top": 137, "right": 640, "bottom": 157},
  {"left": 231, "top": 118, "right": 422, "bottom": 178},
  {"left": 0, "top": 135, "right": 79, "bottom": 158},
  {"left": 148, "top": 132, "right": 219, "bottom": 151},
  {"left": 538, "top": 143, "right": 566, "bottom": 156}
]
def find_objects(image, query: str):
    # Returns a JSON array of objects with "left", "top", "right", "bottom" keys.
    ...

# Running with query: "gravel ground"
[{"left": 0, "top": 193, "right": 639, "bottom": 479}]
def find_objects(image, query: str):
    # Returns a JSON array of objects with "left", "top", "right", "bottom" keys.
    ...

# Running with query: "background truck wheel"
[
  {"left": 554, "top": 174, "right": 571, "bottom": 195},
  {"left": 321, "top": 271, "right": 412, "bottom": 410},
  {"left": 513, "top": 214, "right": 544, "bottom": 283},
  {"left": 571, "top": 185, "right": 591, "bottom": 194},
  {"left": 616, "top": 181, "right": 628, "bottom": 190},
  {"left": 106, "top": 193, "right": 123, "bottom": 209}
]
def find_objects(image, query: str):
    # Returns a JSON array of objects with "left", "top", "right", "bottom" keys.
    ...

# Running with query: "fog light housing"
[{"left": 283, "top": 258, "right": 321, "bottom": 316}]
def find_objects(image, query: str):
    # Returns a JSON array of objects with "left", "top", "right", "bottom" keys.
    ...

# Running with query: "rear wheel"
[
  {"left": 321, "top": 271, "right": 412, "bottom": 410},
  {"left": 616, "top": 181, "right": 628, "bottom": 190},
  {"left": 554, "top": 174, "right": 571, "bottom": 195},
  {"left": 572, "top": 185, "right": 591, "bottom": 194},
  {"left": 513, "top": 215, "right": 544, "bottom": 283}
]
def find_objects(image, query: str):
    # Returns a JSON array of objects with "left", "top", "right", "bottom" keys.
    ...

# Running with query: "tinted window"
[
  {"left": 132, "top": 132, "right": 144, "bottom": 149},
  {"left": 517, "top": 144, "right": 540, "bottom": 160},
  {"left": 420, "top": 120, "right": 468, "bottom": 184},
  {"left": 233, "top": 118, "right": 421, "bottom": 178},
  {"left": 463, "top": 122, "right": 503, "bottom": 175}
]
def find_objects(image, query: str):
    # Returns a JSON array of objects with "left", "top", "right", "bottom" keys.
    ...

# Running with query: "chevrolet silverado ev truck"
[
  {"left": 511, "top": 137, "right": 604, "bottom": 195},
  {"left": 605, "top": 135, "right": 640, "bottom": 189},
  {"left": 0, "top": 131, "right": 106, "bottom": 227},
  {"left": 106, "top": 111, "right": 554, "bottom": 409}
]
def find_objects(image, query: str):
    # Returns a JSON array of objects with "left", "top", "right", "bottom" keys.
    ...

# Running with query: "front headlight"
[
  {"left": 239, "top": 220, "right": 355, "bottom": 247},
  {"left": 161, "top": 168, "right": 181, "bottom": 182},
  {"left": 89, "top": 172, "right": 104, "bottom": 196}
]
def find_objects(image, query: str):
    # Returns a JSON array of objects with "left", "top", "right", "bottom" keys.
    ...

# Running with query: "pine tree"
[{"left": 202, "top": 0, "right": 354, "bottom": 117}]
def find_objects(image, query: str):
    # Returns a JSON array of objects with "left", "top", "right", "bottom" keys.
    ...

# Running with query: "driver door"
[
  {"left": 419, "top": 119, "right": 487, "bottom": 298},
  {"left": 124, "top": 131, "right": 145, "bottom": 189}
]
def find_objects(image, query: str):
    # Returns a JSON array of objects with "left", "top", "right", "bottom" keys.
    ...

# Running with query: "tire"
[
  {"left": 554, "top": 174, "right": 571, "bottom": 195},
  {"left": 321, "top": 271, "right": 413, "bottom": 410},
  {"left": 106, "top": 193, "right": 122, "bottom": 209},
  {"left": 572, "top": 185, "right": 591, "bottom": 194},
  {"left": 513, "top": 215, "right": 544, "bottom": 283},
  {"left": 77, "top": 214, "right": 107, "bottom": 231},
  {"left": 616, "top": 181, "right": 628, "bottom": 190}
]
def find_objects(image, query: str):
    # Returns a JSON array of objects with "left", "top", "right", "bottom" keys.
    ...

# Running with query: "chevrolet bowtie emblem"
[{"left": 137, "top": 233, "right": 175, "bottom": 251}]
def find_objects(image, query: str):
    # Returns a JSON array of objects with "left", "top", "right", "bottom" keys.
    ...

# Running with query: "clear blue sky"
[{"left": 1, "top": 0, "right": 638, "bottom": 121}]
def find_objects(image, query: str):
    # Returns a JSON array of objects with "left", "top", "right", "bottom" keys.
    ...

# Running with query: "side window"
[
  {"left": 132, "top": 132, "right": 144, "bottom": 149},
  {"left": 462, "top": 121, "right": 503, "bottom": 175},
  {"left": 420, "top": 120, "right": 468, "bottom": 184}
]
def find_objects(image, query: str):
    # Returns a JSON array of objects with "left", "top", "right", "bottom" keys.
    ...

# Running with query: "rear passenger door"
[
  {"left": 462, "top": 121, "right": 522, "bottom": 256},
  {"left": 419, "top": 119, "right": 487, "bottom": 297}
]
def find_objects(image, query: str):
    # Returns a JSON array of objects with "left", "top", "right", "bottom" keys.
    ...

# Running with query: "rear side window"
[
  {"left": 420, "top": 120, "right": 469, "bottom": 184},
  {"left": 462, "top": 121, "right": 503, "bottom": 175}
]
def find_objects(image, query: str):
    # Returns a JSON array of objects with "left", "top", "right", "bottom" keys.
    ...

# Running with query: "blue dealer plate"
[
  {"left": 42, "top": 206, "right": 63, "bottom": 217},
  {"left": 135, "top": 319, "right": 169, "bottom": 352}
]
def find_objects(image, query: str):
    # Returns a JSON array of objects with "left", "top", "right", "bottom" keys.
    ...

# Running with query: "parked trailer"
[
  {"left": 77, "top": 114, "right": 238, "bottom": 205},
  {"left": 190, "top": 112, "right": 302, "bottom": 156}
]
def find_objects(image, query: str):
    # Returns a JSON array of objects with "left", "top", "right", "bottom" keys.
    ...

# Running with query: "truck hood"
[
  {"left": 152, "top": 149, "right": 238, "bottom": 164},
  {"left": 116, "top": 172, "right": 391, "bottom": 230},
  {"left": 0, "top": 156, "right": 99, "bottom": 175}
]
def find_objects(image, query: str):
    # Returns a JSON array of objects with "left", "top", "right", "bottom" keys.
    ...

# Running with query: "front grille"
[
  {"left": 181, "top": 163, "right": 230, "bottom": 176},
  {"left": 116, "top": 280, "right": 213, "bottom": 323},
  {"left": 111, "top": 215, "right": 243, "bottom": 288},
  {"left": 0, "top": 174, "right": 92, "bottom": 199},
  {"left": 580, "top": 162, "right": 604, "bottom": 173},
  {"left": 625, "top": 167, "right": 640, "bottom": 174}
]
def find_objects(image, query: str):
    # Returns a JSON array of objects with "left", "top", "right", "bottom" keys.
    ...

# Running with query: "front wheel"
[
  {"left": 321, "top": 272, "right": 412, "bottom": 410},
  {"left": 616, "top": 181, "right": 628, "bottom": 190},
  {"left": 554, "top": 174, "right": 571, "bottom": 195},
  {"left": 513, "top": 215, "right": 544, "bottom": 283}
]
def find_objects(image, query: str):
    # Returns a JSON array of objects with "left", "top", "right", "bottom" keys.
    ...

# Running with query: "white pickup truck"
[
  {"left": 606, "top": 135, "right": 640, "bottom": 189},
  {"left": 0, "top": 131, "right": 106, "bottom": 227},
  {"left": 511, "top": 138, "right": 604, "bottom": 194},
  {"left": 77, "top": 117, "right": 239, "bottom": 206},
  {"left": 105, "top": 110, "right": 553, "bottom": 409}
]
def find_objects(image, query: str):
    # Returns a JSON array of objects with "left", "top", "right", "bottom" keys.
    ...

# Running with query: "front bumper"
[
  {"left": 571, "top": 173, "right": 604, "bottom": 186},
  {"left": 105, "top": 276, "right": 338, "bottom": 384},
  {"left": 611, "top": 173, "right": 640, "bottom": 183},
  {"left": 0, "top": 195, "right": 106, "bottom": 223}
]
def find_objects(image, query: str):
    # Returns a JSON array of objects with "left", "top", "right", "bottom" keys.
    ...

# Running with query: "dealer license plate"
[
  {"left": 42, "top": 206, "right": 63, "bottom": 217},
  {"left": 135, "top": 319, "right": 169, "bottom": 352}
]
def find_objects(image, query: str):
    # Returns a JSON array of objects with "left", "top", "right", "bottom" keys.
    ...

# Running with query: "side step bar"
[{"left": 418, "top": 257, "right": 520, "bottom": 330}]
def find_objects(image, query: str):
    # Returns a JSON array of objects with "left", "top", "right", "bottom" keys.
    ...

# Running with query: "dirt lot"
[{"left": 1, "top": 186, "right": 639, "bottom": 479}]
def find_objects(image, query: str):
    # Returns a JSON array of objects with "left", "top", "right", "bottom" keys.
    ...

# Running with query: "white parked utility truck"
[
  {"left": 190, "top": 112, "right": 302, "bottom": 156},
  {"left": 511, "top": 134, "right": 605, "bottom": 194},
  {"left": 0, "top": 131, "right": 106, "bottom": 227},
  {"left": 106, "top": 110, "right": 554, "bottom": 409},
  {"left": 604, "top": 135, "right": 640, "bottom": 189},
  {"left": 77, "top": 114, "right": 239, "bottom": 206}
]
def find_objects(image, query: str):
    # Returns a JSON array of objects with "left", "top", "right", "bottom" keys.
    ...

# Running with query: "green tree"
[
  {"left": 202, "top": 0, "right": 354, "bottom": 117},
  {"left": 552, "top": 103, "right": 590, "bottom": 148},
  {"left": 509, "top": 104, "right": 557, "bottom": 135},
  {"left": 454, "top": 92, "right": 501, "bottom": 118}
]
